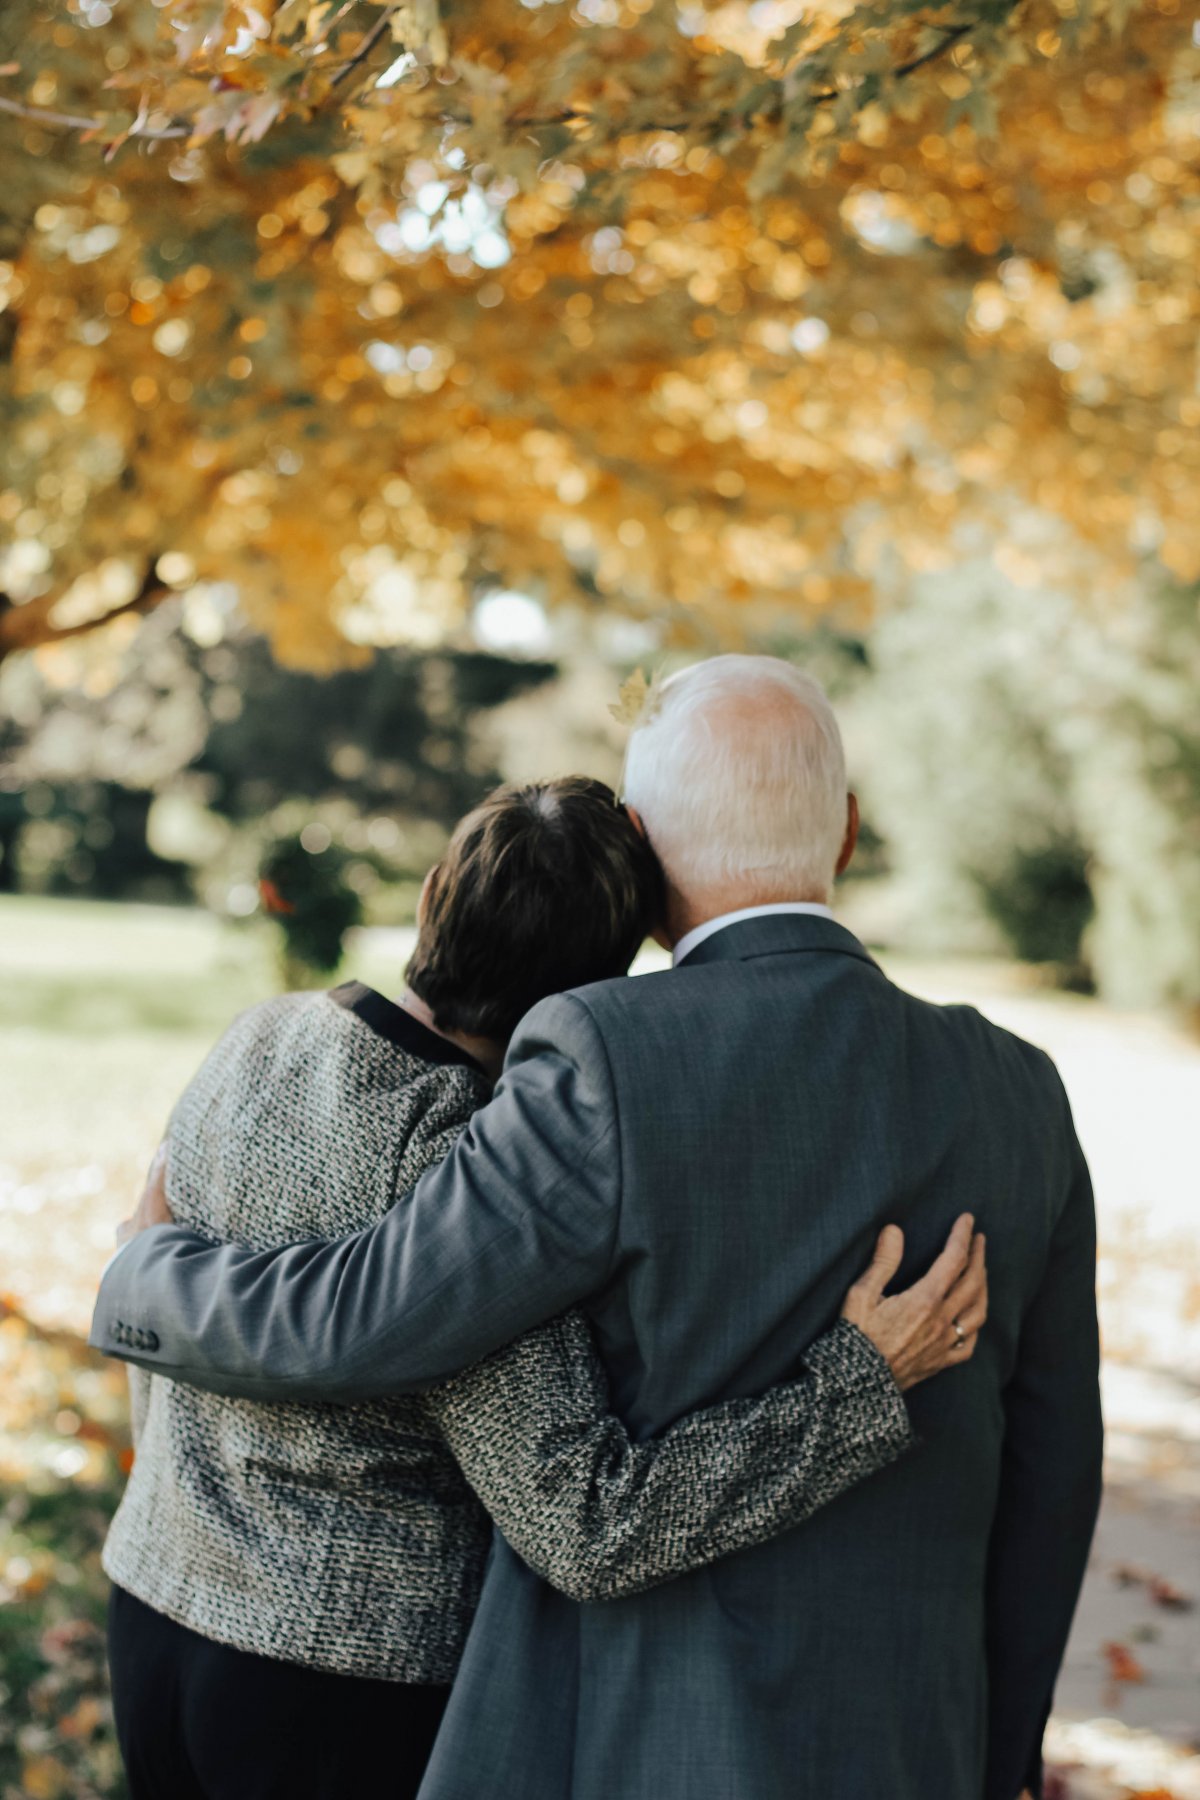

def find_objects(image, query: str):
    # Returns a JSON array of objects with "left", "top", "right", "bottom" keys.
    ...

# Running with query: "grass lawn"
[{"left": 0, "top": 895, "right": 410, "bottom": 1304}]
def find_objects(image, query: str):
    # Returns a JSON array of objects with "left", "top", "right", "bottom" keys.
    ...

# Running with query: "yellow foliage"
[{"left": 0, "top": 0, "right": 1197, "bottom": 663}]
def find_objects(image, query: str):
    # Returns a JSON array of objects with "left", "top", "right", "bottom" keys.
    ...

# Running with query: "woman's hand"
[
  {"left": 841, "top": 1214, "right": 988, "bottom": 1392},
  {"left": 115, "top": 1142, "right": 174, "bottom": 1246}
]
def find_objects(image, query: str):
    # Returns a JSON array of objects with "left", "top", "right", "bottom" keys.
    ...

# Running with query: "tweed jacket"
[
  {"left": 102, "top": 979, "right": 913, "bottom": 1681},
  {"left": 95, "top": 917, "right": 1102, "bottom": 1798}
]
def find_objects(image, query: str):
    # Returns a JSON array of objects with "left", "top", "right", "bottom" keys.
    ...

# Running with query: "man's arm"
[
  {"left": 89, "top": 994, "right": 622, "bottom": 1401},
  {"left": 983, "top": 1087, "right": 1104, "bottom": 1800}
]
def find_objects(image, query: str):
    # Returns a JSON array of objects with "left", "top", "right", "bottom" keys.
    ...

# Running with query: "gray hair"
[{"left": 622, "top": 655, "right": 848, "bottom": 901}]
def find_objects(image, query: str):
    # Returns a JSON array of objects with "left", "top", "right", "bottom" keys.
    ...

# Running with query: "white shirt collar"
[{"left": 672, "top": 902, "right": 836, "bottom": 967}]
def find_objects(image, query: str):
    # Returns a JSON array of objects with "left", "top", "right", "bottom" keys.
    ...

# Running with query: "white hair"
[{"left": 622, "top": 655, "right": 848, "bottom": 901}]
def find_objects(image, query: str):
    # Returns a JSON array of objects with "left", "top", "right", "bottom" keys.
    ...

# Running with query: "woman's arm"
[
  {"left": 429, "top": 1311, "right": 909, "bottom": 1604},
  {"left": 427, "top": 1220, "right": 988, "bottom": 1604}
]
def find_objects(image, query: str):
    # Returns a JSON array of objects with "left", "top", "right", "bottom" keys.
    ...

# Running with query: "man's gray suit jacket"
[{"left": 93, "top": 913, "right": 1103, "bottom": 1800}]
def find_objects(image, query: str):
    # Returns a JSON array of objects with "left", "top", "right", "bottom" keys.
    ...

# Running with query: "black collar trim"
[{"left": 328, "top": 982, "right": 486, "bottom": 1076}]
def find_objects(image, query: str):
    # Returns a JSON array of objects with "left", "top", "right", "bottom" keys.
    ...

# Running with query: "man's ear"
[
  {"left": 417, "top": 865, "right": 439, "bottom": 928},
  {"left": 835, "top": 793, "right": 859, "bottom": 878},
  {"left": 625, "top": 804, "right": 647, "bottom": 841}
]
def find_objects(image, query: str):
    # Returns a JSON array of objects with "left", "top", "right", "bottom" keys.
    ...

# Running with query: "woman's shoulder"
[{"left": 166, "top": 988, "right": 487, "bottom": 1248}]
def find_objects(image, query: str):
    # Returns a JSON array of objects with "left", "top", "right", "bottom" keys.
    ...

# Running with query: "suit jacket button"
[{"left": 143, "top": 1330, "right": 160, "bottom": 1352}]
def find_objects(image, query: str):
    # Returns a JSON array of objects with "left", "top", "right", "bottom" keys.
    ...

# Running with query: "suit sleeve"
[
  {"left": 983, "top": 1079, "right": 1104, "bottom": 1800},
  {"left": 428, "top": 1312, "right": 916, "bottom": 1602},
  {"left": 88, "top": 995, "right": 622, "bottom": 1402}
]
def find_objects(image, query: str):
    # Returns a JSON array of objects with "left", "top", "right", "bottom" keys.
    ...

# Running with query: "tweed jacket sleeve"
[{"left": 429, "top": 1311, "right": 915, "bottom": 1603}]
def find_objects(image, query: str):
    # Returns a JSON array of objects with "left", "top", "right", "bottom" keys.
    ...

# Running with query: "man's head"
[
  {"left": 405, "top": 777, "right": 664, "bottom": 1045},
  {"left": 622, "top": 655, "right": 856, "bottom": 932}
]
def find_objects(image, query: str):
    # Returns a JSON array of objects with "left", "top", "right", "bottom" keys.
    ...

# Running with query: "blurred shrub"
[
  {"left": 975, "top": 843, "right": 1094, "bottom": 977},
  {"left": 259, "top": 835, "right": 364, "bottom": 987},
  {"left": 846, "top": 569, "right": 1095, "bottom": 975},
  {"left": 845, "top": 563, "right": 1200, "bottom": 1008},
  {"left": 1069, "top": 580, "right": 1200, "bottom": 1010},
  {"left": 0, "top": 609, "right": 556, "bottom": 918},
  {"left": 6, "top": 782, "right": 191, "bottom": 903}
]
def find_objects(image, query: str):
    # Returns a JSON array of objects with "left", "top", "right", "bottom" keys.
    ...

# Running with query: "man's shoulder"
[
  {"left": 505, "top": 971, "right": 678, "bottom": 1079},
  {"left": 559, "top": 966, "right": 682, "bottom": 1035},
  {"left": 887, "top": 980, "right": 1067, "bottom": 1108},
  {"left": 599, "top": 963, "right": 1060, "bottom": 1085},
  {"left": 908, "top": 983, "right": 1056, "bottom": 1063},
  {"left": 517, "top": 960, "right": 1066, "bottom": 1114}
]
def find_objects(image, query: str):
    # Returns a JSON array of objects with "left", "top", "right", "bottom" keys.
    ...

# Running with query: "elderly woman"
[{"left": 104, "top": 777, "right": 985, "bottom": 1800}]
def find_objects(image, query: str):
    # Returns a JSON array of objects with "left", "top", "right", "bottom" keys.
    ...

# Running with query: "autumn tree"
[{"left": 0, "top": 0, "right": 1197, "bottom": 668}]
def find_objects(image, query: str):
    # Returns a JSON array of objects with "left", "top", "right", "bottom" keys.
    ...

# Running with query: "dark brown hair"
[{"left": 405, "top": 777, "right": 664, "bottom": 1042}]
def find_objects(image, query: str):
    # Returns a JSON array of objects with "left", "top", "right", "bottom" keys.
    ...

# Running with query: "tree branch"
[
  {"left": 327, "top": 3, "right": 400, "bottom": 92},
  {"left": 510, "top": 23, "right": 977, "bottom": 133},
  {"left": 2, "top": 14, "right": 977, "bottom": 151},
  {"left": 0, "top": 4, "right": 400, "bottom": 148},
  {"left": 885, "top": 22, "right": 973, "bottom": 85},
  {"left": 0, "top": 565, "right": 171, "bottom": 664},
  {"left": 0, "top": 94, "right": 188, "bottom": 140}
]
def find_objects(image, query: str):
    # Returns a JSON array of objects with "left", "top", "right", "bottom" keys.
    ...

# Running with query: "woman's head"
[{"left": 405, "top": 777, "right": 664, "bottom": 1043}]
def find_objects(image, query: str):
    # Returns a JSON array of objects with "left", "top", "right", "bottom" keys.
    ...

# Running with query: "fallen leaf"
[
  {"left": 1111, "top": 1562, "right": 1194, "bottom": 1611},
  {"left": 1148, "top": 1577, "right": 1193, "bottom": 1612},
  {"left": 1102, "top": 1639, "right": 1146, "bottom": 1684}
]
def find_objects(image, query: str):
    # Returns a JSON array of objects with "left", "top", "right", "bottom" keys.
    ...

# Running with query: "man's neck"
[{"left": 398, "top": 989, "right": 506, "bottom": 1082}]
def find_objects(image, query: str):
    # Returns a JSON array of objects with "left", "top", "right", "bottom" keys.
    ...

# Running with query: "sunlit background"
[{"left": 2, "top": 0, "right": 1199, "bottom": 1794}]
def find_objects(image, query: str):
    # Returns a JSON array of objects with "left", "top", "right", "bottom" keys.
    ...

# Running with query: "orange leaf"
[
  {"left": 1102, "top": 1640, "right": 1146, "bottom": 1684},
  {"left": 57, "top": 1695, "right": 105, "bottom": 1740},
  {"left": 1148, "top": 1576, "right": 1193, "bottom": 1611}
]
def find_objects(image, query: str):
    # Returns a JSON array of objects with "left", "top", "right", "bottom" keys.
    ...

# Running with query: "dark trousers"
[{"left": 107, "top": 1584, "right": 450, "bottom": 1800}]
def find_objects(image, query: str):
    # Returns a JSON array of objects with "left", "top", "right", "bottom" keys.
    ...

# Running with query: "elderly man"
[{"left": 94, "top": 655, "right": 1102, "bottom": 1800}]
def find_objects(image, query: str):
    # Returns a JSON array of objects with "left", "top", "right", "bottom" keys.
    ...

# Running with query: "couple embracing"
[{"left": 93, "top": 654, "right": 1103, "bottom": 1800}]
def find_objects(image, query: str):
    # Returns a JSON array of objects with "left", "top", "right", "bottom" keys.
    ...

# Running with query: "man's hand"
[
  {"left": 841, "top": 1213, "right": 988, "bottom": 1392},
  {"left": 115, "top": 1143, "right": 174, "bottom": 1246}
]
